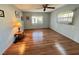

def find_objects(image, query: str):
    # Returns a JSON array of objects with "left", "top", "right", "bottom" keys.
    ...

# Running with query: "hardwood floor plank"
[{"left": 3, "top": 28, "right": 79, "bottom": 55}]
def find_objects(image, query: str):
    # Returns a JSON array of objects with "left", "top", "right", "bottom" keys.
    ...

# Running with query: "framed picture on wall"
[
  {"left": 15, "top": 11, "right": 20, "bottom": 18},
  {"left": 26, "top": 16, "right": 29, "bottom": 20},
  {"left": 0, "top": 10, "right": 5, "bottom": 17}
]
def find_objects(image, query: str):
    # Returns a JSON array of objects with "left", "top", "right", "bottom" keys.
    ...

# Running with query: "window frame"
[
  {"left": 31, "top": 16, "right": 43, "bottom": 24},
  {"left": 57, "top": 11, "right": 74, "bottom": 24}
]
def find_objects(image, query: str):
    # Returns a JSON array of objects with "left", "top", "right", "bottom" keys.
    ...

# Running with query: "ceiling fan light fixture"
[
  {"left": 42, "top": 4, "right": 55, "bottom": 11},
  {"left": 43, "top": 8, "right": 46, "bottom": 11}
]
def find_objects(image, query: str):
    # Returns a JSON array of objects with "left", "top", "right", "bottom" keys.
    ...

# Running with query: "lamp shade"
[
  {"left": 14, "top": 21, "right": 22, "bottom": 28},
  {"left": 16, "top": 21, "right": 22, "bottom": 27}
]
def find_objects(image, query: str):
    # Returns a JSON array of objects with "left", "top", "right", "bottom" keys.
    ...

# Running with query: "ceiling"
[{"left": 14, "top": 4, "right": 65, "bottom": 12}]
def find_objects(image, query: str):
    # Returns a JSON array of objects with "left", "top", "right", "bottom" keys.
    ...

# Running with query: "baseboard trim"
[
  {"left": 24, "top": 28, "right": 50, "bottom": 30},
  {"left": 49, "top": 27, "right": 79, "bottom": 44}
]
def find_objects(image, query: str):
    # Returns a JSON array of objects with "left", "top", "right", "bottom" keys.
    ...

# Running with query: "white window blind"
[
  {"left": 32, "top": 16, "right": 43, "bottom": 24},
  {"left": 58, "top": 11, "right": 74, "bottom": 24}
]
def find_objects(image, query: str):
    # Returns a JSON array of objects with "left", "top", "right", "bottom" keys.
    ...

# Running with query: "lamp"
[{"left": 15, "top": 21, "right": 22, "bottom": 32}]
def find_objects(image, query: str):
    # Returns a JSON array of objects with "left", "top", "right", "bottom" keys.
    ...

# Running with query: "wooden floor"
[{"left": 3, "top": 28, "right": 79, "bottom": 55}]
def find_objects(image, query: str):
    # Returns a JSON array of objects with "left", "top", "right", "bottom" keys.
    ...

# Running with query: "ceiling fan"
[{"left": 42, "top": 4, "right": 55, "bottom": 11}]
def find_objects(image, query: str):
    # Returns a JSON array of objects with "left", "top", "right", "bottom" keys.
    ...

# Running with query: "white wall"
[
  {"left": 23, "top": 12, "right": 50, "bottom": 29},
  {"left": 0, "top": 4, "right": 23, "bottom": 54},
  {"left": 50, "top": 4, "right": 79, "bottom": 43}
]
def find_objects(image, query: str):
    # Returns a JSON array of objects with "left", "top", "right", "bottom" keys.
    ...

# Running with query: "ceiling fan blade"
[
  {"left": 47, "top": 7, "right": 55, "bottom": 9},
  {"left": 42, "top": 4, "right": 48, "bottom": 8}
]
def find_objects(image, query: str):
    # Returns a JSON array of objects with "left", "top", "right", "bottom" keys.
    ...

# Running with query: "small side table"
[{"left": 14, "top": 31, "right": 24, "bottom": 43}]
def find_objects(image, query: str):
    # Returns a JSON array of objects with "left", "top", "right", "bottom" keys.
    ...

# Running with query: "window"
[
  {"left": 58, "top": 11, "right": 74, "bottom": 24},
  {"left": 32, "top": 16, "right": 43, "bottom": 24}
]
